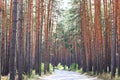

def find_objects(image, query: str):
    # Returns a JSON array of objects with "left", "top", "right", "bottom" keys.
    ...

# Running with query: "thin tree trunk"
[
  {"left": 118, "top": 0, "right": 120, "bottom": 76},
  {"left": 39, "top": 0, "right": 44, "bottom": 76},
  {"left": 35, "top": 0, "right": 40, "bottom": 74},
  {"left": 44, "top": 0, "right": 51, "bottom": 74},
  {"left": 0, "top": 2, "right": 3, "bottom": 79},
  {"left": 9, "top": 0, "right": 18, "bottom": 79},
  {"left": 17, "top": 0, "right": 23, "bottom": 79},
  {"left": 111, "top": 0, "right": 118, "bottom": 77}
]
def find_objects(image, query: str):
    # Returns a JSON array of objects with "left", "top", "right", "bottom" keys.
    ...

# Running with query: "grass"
[
  {"left": 56, "top": 63, "right": 64, "bottom": 70},
  {"left": 76, "top": 70, "right": 120, "bottom": 80},
  {"left": 97, "top": 73, "right": 120, "bottom": 80},
  {"left": 69, "top": 63, "right": 78, "bottom": 71},
  {"left": 76, "top": 69, "right": 120, "bottom": 80},
  {"left": 1, "top": 76, "right": 9, "bottom": 80},
  {"left": 22, "top": 70, "right": 36, "bottom": 80},
  {"left": 4, "top": 63, "right": 120, "bottom": 80}
]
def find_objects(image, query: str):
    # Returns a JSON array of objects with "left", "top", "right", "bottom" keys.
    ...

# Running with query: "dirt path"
[{"left": 41, "top": 70, "right": 100, "bottom": 80}]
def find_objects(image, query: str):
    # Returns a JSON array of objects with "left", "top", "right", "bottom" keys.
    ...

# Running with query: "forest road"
[{"left": 42, "top": 70, "right": 101, "bottom": 80}]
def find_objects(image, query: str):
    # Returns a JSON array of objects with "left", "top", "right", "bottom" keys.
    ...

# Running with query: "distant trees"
[{"left": 51, "top": 0, "right": 120, "bottom": 78}]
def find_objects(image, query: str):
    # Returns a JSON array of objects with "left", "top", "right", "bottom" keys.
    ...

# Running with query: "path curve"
[{"left": 42, "top": 70, "right": 100, "bottom": 80}]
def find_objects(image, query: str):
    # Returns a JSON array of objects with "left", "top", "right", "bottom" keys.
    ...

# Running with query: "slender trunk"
[
  {"left": 44, "top": 0, "right": 51, "bottom": 74},
  {"left": 103, "top": 0, "right": 108, "bottom": 72},
  {"left": 18, "top": 0, "right": 23, "bottom": 79},
  {"left": 26, "top": 0, "right": 32, "bottom": 76},
  {"left": 118, "top": 0, "right": 120, "bottom": 76},
  {"left": 35, "top": 0, "right": 40, "bottom": 74},
  {"left": 9, "top": 0, "right": 18, "bottom": 80},
  {"left": 111, "top": 0, "right": 118, "bottom": 77},
  {"left": 39, "top": 0, "right": 44, "bottom": 76},
  {"left": 0, "top": 2, "right": 3, "bottom": 79},
  {"left": 80, "top": 0, "right": 87, "bottom": 72}
]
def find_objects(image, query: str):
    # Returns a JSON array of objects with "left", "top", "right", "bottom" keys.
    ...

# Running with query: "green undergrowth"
[
  {"left": 23, "top": 63, "right": 53, "bottom": 80},
  {"left": 69, "top": 63, "right": 78, "bottom": 71},
  {"left": 62, "top": 63, "right": 120, "bottom": 80},
  {"left": 1, "top": 76, "right": 9, "bottom": 80},
  {"left": 56, "top": 63, "right": 64, "bottom": 70},
  {"left": 97, "top": 73, "right": 120, "bottom": 80}
]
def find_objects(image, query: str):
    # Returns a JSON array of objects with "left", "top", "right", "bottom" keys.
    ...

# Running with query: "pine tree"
[{"left": 9, "top": 0, "right": 18, "bottom": 79}]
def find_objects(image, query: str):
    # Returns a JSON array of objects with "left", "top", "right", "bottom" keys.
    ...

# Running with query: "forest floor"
[
  {"left": 34, "top": 70, "right": 101, "bottom": 80},
  {"left": 1, "top": 70, "right": 101, "bottom": 80}
]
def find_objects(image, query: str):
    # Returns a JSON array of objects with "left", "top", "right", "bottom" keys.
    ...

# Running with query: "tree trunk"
[
  {"left": 0, "top": 5, "right": 2, "bottom": 80},
  {"left": 118, "top": 0, "right": 120, "bottom": 76},
  {"left": 111, "top": 0, "right": 118, "bottom": 77},
  {"left": 9, "top": 0, "right": 18, "bottom": 80},
  {"left": 39, "top": 0, "right": 44, "bottom": 76},
  {"left": 17, "top": 0, "right": 23, "bottom": 79}
]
